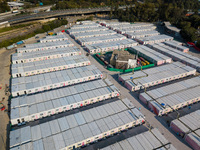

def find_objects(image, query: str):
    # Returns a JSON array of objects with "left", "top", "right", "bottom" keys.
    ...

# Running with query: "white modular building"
[
  {"left": 71, "top": 30, "right": 117, "bottom": 40},
  {"left": 70, "top": 23, "right": 100, "bottom": 29},
  {"left": 163, "top": 41, "right": 189, "bottom": 52},
  {"left": 67, "top": 26, "right": 109, "bottom": 35},
  {"left": 148, "top": 86, "right": 200, "bottom": 116},
  {"left": 170, "top": 110, "right": 200, "bottom": 150},
  {"left": 118, "top": 62, "right": 196, "bottom": 91},
  {"left": 129, "top": 45, "right": 172, "bottom": 65},
  {"left": 106, "top": 22, "right": 154, "bottom": 30},
  {"left": 56, "top": 31, "right": 64, "bottom": 35},
  {"left": 17, "top": 41, "right": 74, "bottom": 53},
  {"left": 124, "top": 65, "right": 196, "bottom": 92},
  {"left": 125, "top": 30, "right": 160, "bottom": 39},
  {"left": 39, "top": 34, "right": 68, "bottom": 43},
  {"left": 78, "top": 34, "right": 127, "bottom": 46},
  {"left": 101, "top": 22, "right": 130, "bottom": 28},
  {"left": 12, "top": 47, "right": 81, "bottom": 64},
  {"left": 85, "top": 39, "right": 138, "bottom": 54},
  {"left": 119, "top": 62, "right": 184, "bottom": 83},
  {"left": 147, "top": 43, "right": 200, "bottom": 72},
  {"left": 12, "top": 55, "right": 90, "bottom": 78},
  {"left": 80, "top": 20, "right": 96, "bottom": 25},
  {"left": 11, "top": 65, "right": 103, "bottom": 97},
  {"left": 100, "top": 128, "right": 177, "bottom": 150},
  {"left": 139, "top": 76, "right": 200, "bottom": 116},
  {"left": 10, "top": 99, "right": 145, "bottom": 150},
  {"left": 135, "top": 34, "right": 173, "bottom": 45},
  {"left": 10, "top": 79, "right": 120, "bottom": 125},
  {"left": 116, "top": 26, "right": 157, "bottom": 34}
]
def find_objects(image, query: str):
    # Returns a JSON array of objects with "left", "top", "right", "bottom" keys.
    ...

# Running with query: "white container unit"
[
  {"left": 100, "top": 128, "right": 176, "bottom": 150},
  {"left": 78, "top": 34, "right": 127, "bottom": 46},
  {"left": 185, "top": 130, "right": 200, "bottom": 150},
  {"left": 148, "top": 86, "right": 200, "bottom": 116},
  {"left": 17, "top": 41, "right": 74, "bottom": 53},
  {"left": 129, "top": 45, "right": 172, "bottom": 65},
  {"left": 118, "top": 62, "right": 196, "bottom": 91},
  {"left": 148, "top": 43, "right": 200, "bottom": 72},
  {"left": 71, "top": 30, "right": 116, "bottom": 40},
  {"left": 56, "top": 31, "right": 64, "bottom": 35},
  {"left": 80, "top": 20, "right": 96, "bottom": 25},
  {"left": 170, "top": 110, "right": 200, "bottom": 135},
  {"left": 163, "top": 41, "right": 189, "bottom": 52},
  {"left": 40, "top": 35, "right": 68, "bottom": 43},
  {"left": 67, "top": 26, "right": 109, "bottom": 35},
  {"left": 11, "top": 65, "right": 103, "bottom": 97},
  {"left": 12, "top": 55, "right": 90, "bottom": 78},
  {"left": 10, "top": 99, "right": 145, "bottom": 150},
  {"left": 119, "top": 62, "right": 185, "bottom": 83},
  {"left": 101, "top": 22, "right": 130, "bottom": 28},
  {"left": 12, "top": 47, "right": 81, "bottom": 64},
  {"left": 139, "top": 76, "right": 200, "bottom": 115},
  {"left": 10, "top": 79, "right": 120, "bottom": 125},
  {"left": 116, "top": 26, "right": 157, "bottom": 34},
  {"left": 85, "top": 39, "right": 138, "bottom": 54},
  {"left": 125, "top": 30, "right": 159, "bottom": 39},
  {"left": 107, "top": 23, "right": 154, "bottom": 30},
  {"left": 136, "top": 34, "right": 173, "bottom": 45},
  {"left": 70, "top": 23, "right": 100, "bottom": 29},
  {"left": 124, "top": 65, "right": 196, "bottom": 92},
  {"left": 170, "top": 110, "right": 200, "bottom": 150}
]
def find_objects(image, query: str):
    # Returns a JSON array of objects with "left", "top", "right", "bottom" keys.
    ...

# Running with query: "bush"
[
  {"left": 77, "top": 16, "right": 94, "bottom": 22},
  {"left": 42, "top": 25, "right": 51, "bottom": 32},
  {"left": 34, "top": 28, "right": 45, "bottom": 34}
]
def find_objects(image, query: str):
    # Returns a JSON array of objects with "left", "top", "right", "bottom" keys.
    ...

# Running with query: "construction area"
[{"left": 0, "top": 20, "right": 199, "bottom": 150}]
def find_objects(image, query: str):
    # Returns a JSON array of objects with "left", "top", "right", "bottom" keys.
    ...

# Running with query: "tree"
[
  {"left": 180, "top": 27, "right": 198, "bottom": 42},
  {"left": 0, "top": 0, "right": 10, "bottom": 13}
]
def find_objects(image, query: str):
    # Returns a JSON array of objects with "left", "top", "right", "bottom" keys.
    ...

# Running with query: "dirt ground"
[{"left": 0, "top": 48, "right": 15, "bottom": 150}]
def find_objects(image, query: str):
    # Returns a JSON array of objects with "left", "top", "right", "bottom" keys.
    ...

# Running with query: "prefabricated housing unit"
[
  {"left": 147, "top": 43, "right": 200, "bottom": 72},
  {"left": 39, "top": 35, "right": 69, "bottom": 43},
  {"left": 10, "top": 99, "right": 145, "bottom": 150},
  {"left": 11, "top": 65, "right": 103, "bottom": 97},
  {"left": 10, "top": 79, "right": 120, "bottom": 125},
  {"left": 17, "top": 41, "right": 74, "bottom": 53},
  {"left": 135, "top": 34, "right": 173, "bottom": 45},
  {"left": 12, "top": 55, "right": 90, "bottom": 78},
  {"left": 170, "top": 110, "right": 200, "bottom": 150},
  {"left": 129, "top": 45, "right": 172, "bottom": 65},
  {"left": 12, "top": 47, "right": 81, "bottom": 64},
  {"left": 85, "top": 39, "right": 138, "bottom": 54},
  {"left": 139, "top": 76, "right": 200, "bottom": 116},
  {"left": 100, "top": 128, "right": 177, "bottom": 150}
]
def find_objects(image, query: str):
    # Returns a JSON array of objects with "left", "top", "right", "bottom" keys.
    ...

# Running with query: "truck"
[
  {"left": 7, "top": 44, "right": 17, "bottom": 50},
  {"left": 16, "top": 41, "right": 24, "bottom": 45},
  {"left": 12, "top": 10, "right": 18, "bottom": 13},
  {"left": 48, "top": 32, "right": 54, "bottom": 36}
]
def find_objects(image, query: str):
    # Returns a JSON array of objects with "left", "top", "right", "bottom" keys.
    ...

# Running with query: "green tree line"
[{"left": 112, "top": 0, "right": 200, "bottom": 45}]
